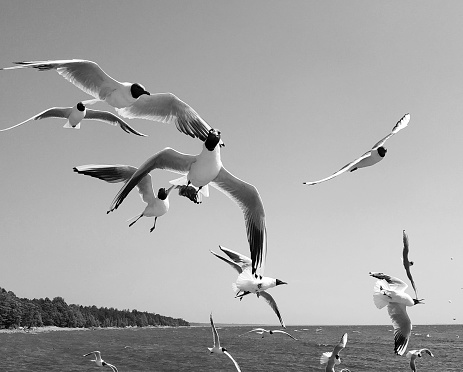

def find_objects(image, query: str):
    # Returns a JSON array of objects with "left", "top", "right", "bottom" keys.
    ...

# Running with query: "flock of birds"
[{"left": 0, "top": 59, "right": 437, "bottom": 371}]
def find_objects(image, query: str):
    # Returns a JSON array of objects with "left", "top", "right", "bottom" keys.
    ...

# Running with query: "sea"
[{"left": 0, "top": 324, "right": 461, "bottom": 371}]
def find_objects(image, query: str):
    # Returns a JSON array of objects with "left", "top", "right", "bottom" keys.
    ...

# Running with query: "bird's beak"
[{"left": 276, "top": 279, "right": 287, "bottom": 286}]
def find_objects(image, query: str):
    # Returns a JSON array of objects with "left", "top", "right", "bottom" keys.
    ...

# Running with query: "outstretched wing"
[
  {"left": 272, "top": 329, "right": 298, "bottom": 340},
  {"left": 210, "top": 313, "right": 220, "bottom": 347},
  {"left": 402, "top": 230, "right": 418, "bottom": 298},
  {"left": 116, "top": 93, "right": 212, "bottom": 141},
  {"left": 211, "top": 168, "right": 266, "bottom": 276},
  {"left": 372, "top": 113, "right": 410, "bottom": 149},
  {"left": 303, "top": 150, "right": 372, "bottom": 186},
  {"left": 369, "top": 272, "right": 408, "bottom": 292},
  {"left": 84, "top": 109, "right": 146, "bottom": 136},
  {"left": 223, "top": 350, "right": 242, "bottom": 372},
  {"left": 332, "top": 332, "right": 348, "bottom": 356},
  {"left": 387, "top": 303, "right": 411, "bottom": 355},
  {"left": 0, "top": 107, "right": 72, "bottom": 131},
  {"left": 260, "top": 291, "right": 285, "bottom": 328},
  {"left": 210, "top": 250, "right": 244, "bottom": 274}
]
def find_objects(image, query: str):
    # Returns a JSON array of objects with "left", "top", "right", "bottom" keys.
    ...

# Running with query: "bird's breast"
[{"left": 188, "top": 148, "right": 222, "bottom": 187}]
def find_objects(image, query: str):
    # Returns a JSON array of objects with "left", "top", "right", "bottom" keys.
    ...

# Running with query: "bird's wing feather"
[
  {"left": 108, "top": 148, "right": 195, "bottom": 212},
  {"left": 402, "top": 230, "right": 418, "bottom": 298},
  {"left": 387, "top": 303, "right": 411, "bottom": 355},
  {"left": 303, "top": 151, "right": 372, "bottom": 185},
  {"left": 369, "top": 272, "right": 408, "bottom": 292},
  {"left": 0, "top": 107, "right": 73, "bottom": 131},
  {"left": 116, "top": 93, "right": 211, "bottom": 141},
  {"left": 372, "top": 113, "right": 410, "bottom": 149},
  {"left": 210, "top": 250, "right": 243, "bottom": 274},
  {"left": 259, "top": 291, "right": 285, "bottom": 328},
  {"left": 273, "top": 330, "right": 298, "bottom": 340},
  {"left": 420, "top": 348, "right": 434, "bottom": 357},
  {"left": 210, "top": 313, "right": 219, "bottom": 347},
  {"left": 219, "top": 246, "right": 252, "bottom": 270},
  {"left": 211, "top": 167, "right": 266, "bottom": 275},
  {"left": 332, "top": 333, "right": 348, "bottom": 355},
  {"left": 223, "top": 351, "right": 242, "bottom": 372},
  {"left": 84, "top": 109, "right": 146, "bottom": 136}
]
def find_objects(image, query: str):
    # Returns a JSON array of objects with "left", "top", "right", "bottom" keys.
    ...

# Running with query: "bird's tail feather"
[
  {"left": 320, "top": 351, "right": 332, "bottom": 364},
  {"left": 63, "top": 121, "right": 79, "bottom": 129}
]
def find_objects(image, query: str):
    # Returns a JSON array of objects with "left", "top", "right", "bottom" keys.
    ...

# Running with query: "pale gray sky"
[{"left": 0, "top": 1, "right": 461, "bottom": 326}]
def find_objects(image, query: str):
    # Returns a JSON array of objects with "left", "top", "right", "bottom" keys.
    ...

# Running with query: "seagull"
[
  {"left": 108, "top": 129, "right": 267, "bottom": 275},
  {"left": 369, "top": 272, "right": 424, "bottom": 355},
  {"left": 73, "top": 164, "right": 176, "bottom": 232},
  {"left": 210, "top": 245, "right": 286, "bottom": 327},
  {"left": 319, "top": 333, "right": 348, "bottom": 372},
  {"left": 0, "top": 102, "right": 145, "bottom": 135},
  {"left": 406, "top": 348, "right": 434, "bottom": 372},
  {"left": 1, "top": 59, "right": 221, "bottom": 143},
  {"left": 402, "top": 230, "right": 418, "bottom": 299},
  {"left": 239, "top": 327, "right": 297, "bottom": 340},
  {"left": 208, "top": 313, "right": 241, "bottom": 372},
  {"left": 304, "top": 113, "right": 410, "bottom": 185},
  {"left": 83, "top": 351, "right": 118, "bottom": 371}
]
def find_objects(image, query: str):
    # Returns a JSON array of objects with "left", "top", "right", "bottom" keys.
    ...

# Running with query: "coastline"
[{"left": 0, "top": 324, "right": 190, "bottom": 334}]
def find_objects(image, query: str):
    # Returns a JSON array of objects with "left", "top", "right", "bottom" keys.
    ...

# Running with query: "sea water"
[{"left": 0, "top": 324, "right": 461, "bottom": 371}]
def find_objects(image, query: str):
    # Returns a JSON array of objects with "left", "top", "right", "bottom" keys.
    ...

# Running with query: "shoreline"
[{"left": 0, "top": 325, "right": 189, "bottom": 334}]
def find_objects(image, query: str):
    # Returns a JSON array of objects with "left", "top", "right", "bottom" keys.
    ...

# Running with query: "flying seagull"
[
  {"left": 73, "top": 164, "right": 178, "bottom": 232},
  {"left": 83, "top": 351, "right": 118, "bottom": 371},
  {"left": 304, "top": 113, "right": 410, "bottom": 185},
  {"left": 370, "top": 272, "right": 424, "bottom": 355},
  {"left": 239, "top": 327, "right": 297, "bottom": 340},
  {"left": 0, "top": 101, "right": 145, "bottom": 135},
  {"left": 210, "top": 245, "right": 286, "bottom": 327},
  {"left": 406, "top": 348, "right": 434, "bottom": 372},
  {"left": 208, "top": 313, "right": 241, "bottom": 372},
  {"left": 402, "top": 230, "right": 418, "bottom": 299},
  {"left": 1, "top": 59, "right": 221, "bottom": 143},
  {"left": 319, "top": 333, "right": 348, "bottom": 372},
  {"left": 107, "top": 130, "right": 267, "bottom": 275}
]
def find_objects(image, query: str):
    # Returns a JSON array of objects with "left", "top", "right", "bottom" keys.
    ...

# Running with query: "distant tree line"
[{"left": 0, "top": 287, "right": 189, "bottom": 329}]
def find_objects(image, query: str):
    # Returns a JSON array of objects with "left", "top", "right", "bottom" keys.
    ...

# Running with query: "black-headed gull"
[
  {"left": 304, "top": 113, "right": 410, "bottom": 185},
  {"left": 239, "top": 327, "right": 297, "bottom": 340},
  {"left": 369, "top": 272, "right": 424, "bottom": 355},
  {"left": 208, "top": 313, "right": 241, "bottom": 372},
  {"left": 0, "top": 102, "right": 145, "bottom": 135},
  {"left": 406, "top": 348, "right": 434, "bottom": 372},
  {"left": 210, "top": 245, "right": 286, "bottom": 327},
  {"left": 402, "top": 230, "right": 418, "bottom": 299},
  {"left": 319, "top": 333, "right": 348, "bottom": 372},
  {"left": 73, "top": 164, "right": 177, "bottom": 232},
  {"left": 108, "top": 130, "right": 267, "bottom": 275},
  {"left": 83, "top": 351, "right": 118, "bottom": 371},
  {"left": 1, "top": 59, "right": 220, "bottom": 143}
]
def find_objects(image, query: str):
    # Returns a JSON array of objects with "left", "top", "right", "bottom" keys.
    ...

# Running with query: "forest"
[{"left": 0, "top": 287, "right": 189, "bottom": 329}]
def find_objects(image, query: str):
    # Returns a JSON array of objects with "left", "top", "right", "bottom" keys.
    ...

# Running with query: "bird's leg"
[{"left": 150, "top": 217, "right": 158, "bottom": 233}]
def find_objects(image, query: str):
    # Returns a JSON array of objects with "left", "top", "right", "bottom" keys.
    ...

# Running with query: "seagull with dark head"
[
  {"left": 406, "top": 348, "right": 434, "bottom": 372},
  {"left": 1, "top": 59, "right": 221, "bottom": 143},
  {"left": 107, "top": 131, "right": 266, "bottom": 275},
  {"left": 320, "top": 333, "right": 348, "bottom": 372},
  {"left": 0, "top": 101, "right": 145, "bottom": 135},
  {"left": 239, "top": 327, "right": 297, "bottom": 340},
  {"left": 304, "top": 113, "right": 410, "bottom": 185},
  {"left": 210, "top": 246, "right": 286, "bottom": 327},
  {"left": 73, "top": 164, "right": 176, "bottom": 232},
  {"left": 369, "top": 272, "right": 424, "bottom": 355},
  {"left": 83, "top": 351, "right": 118, "bottom": 371},
  {"left": 208, "top": 313, "right": 241, "bottom": 372}
]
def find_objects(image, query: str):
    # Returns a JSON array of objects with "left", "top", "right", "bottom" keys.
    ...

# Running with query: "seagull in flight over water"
[
  {"left": 370, "top": 272, "right": 424, "bottom": 355},
  {"left": 239, "top": 327, "right": 297, "bottom": 340},
  {"left": 1, "top": 59, "right": 222, "bottom": 144},
  {"left": 208, "top": 313, "right": 241, "bottom": 372},
  {"left": 406, "top": 348, "right": 434, "bottom": 372},
  {"left": 304, "top": 113, "right": 410, "bottom": 185},
  {"left": 319, "top": 333, "right": 348, "bottom": 372},
  {"left": 0, "top": 101, "right": 145, "bottom": 135},
  {"left": 73, "top": 164, "right": 179, "bottom": 232},
  {"left": 210, "top": 245, "right": 286, "bottom": 327},
  {"left": 108, "top": 129, "right": 267, "bottom": 275},
  {"left": 83, "top": 351, "right": 118, "bottom": 371},
  {"left": 402, "top": 230, "right": 418, "bottom": 299}
]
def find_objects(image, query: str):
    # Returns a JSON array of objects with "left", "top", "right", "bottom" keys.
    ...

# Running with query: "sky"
[{"left": 0, "top": 1, "right": 462, "bottom": 326}]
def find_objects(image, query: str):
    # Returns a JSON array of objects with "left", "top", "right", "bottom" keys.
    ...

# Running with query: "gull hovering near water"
[
  {"left": 1, "top": 59, "right": 221, "bottom": 143},
  {"left": 304, "top": 113, "right": 410, "bottom": 185},
  {"left": 402, "top": 230, "right": 418, "bottom": 299},
  {"left": 73, "top": 164, "right": 177, "bottom": 232},
  {"left": 370, "top": 272, "right": 424, "bottom": 355},
  {"left": 108, "top": 129, "right": 267, "bottom": 275},
  {"left": 319, "top": 333, "right": 348, "bottom": 372},
  {"left": 210, "top": 245, "right": 286, "bottom": 327},
  {"left": 83, "top": 351, "right": 118, "bottom": 371},
  {"left": 0, "top": 102, "right": 145, "bottom": 135},
  {"left": 406, "top": 348, "right": 434, "bottom": 372},
  {"left": 208, "top": 313, "right": 241, "bottom": 372},
  {"left": 239, "top": 327, "right": 297, "bottom": 340}
]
